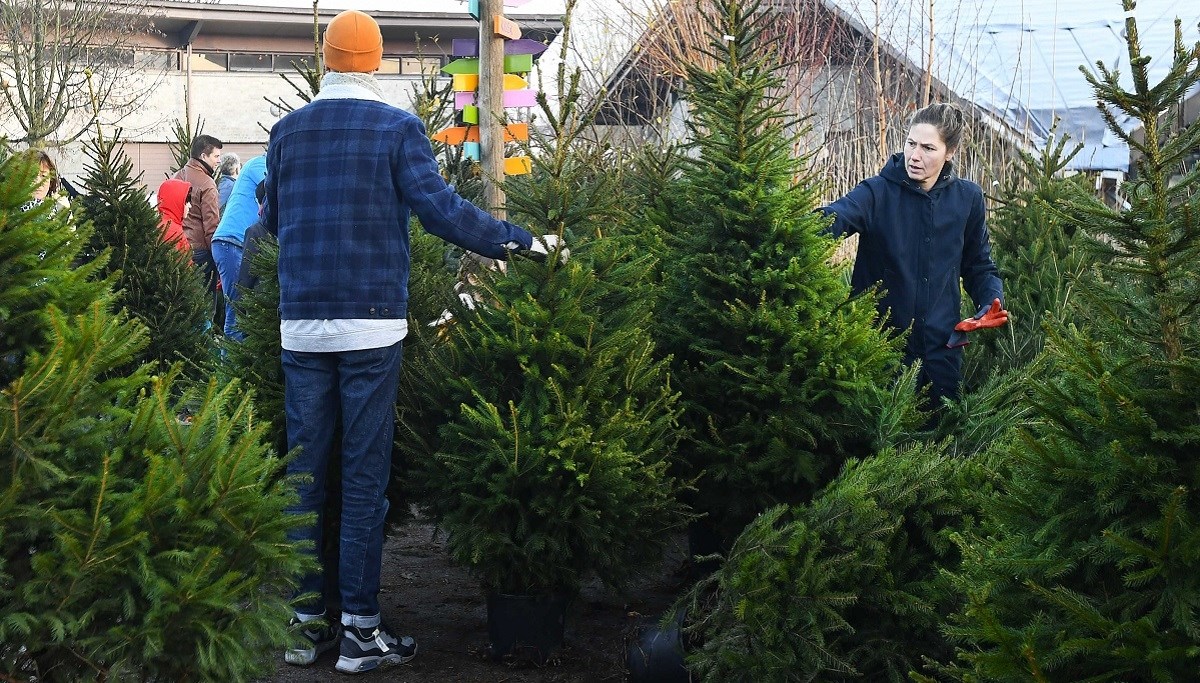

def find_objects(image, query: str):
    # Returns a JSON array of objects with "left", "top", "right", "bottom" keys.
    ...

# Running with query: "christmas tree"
[
  {"left": 401, "top": 241, "right": 685, "bottom": 594},
  {"left": 934, "top": 135, "right": 1097, "bottom": 459},
  {"left": 960, "top": 133, "right": 1094, "bottom": 390},
  {"left": 222, "top": 240, "right": 286, "bottom": 453},
  {"left": 935, "top": 6, "right": 1200, "bottom": 679},
  {"left": 653, "top": 0, "right": 914, "bottom": 545},
  {"left": 398, "top": 14, "right": 686, "bottom": 594},
  {"left": 0, "top": 156, "right": 108, "bottom": 387},
  {"left": 684, "top": 446, "right": 987, "bottom": 681},
  {"left": 168, "top": 117, "right": 205, "bottom": 175},
  {"left": 0, "top": 152, "right": 306, "bottom": 682},
  {"left": 79, "top": 131, "right": 211, "bottom": 378}
]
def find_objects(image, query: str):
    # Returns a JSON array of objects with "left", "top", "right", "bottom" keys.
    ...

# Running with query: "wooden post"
[{"left": 478, "top": 0, "right": 506, "bottom": 219}]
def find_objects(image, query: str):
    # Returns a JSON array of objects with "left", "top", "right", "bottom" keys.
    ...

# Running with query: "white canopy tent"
[{"left": 760, "top": 0, "right": 1197, "bottom": 170}]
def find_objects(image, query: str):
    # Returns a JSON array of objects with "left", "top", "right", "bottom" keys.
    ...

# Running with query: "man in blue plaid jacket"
[{"left": 265, "top": 9, "right": 559, "bottom": 675}]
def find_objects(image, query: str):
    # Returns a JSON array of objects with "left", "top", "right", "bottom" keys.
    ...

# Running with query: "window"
[
  {"left": 275, "top": 54, "right": 318, "bottom": 72},
  {"left": 88, "top": 46, "right": 134, "bottom": 67},
  {"left": 401, "top": 56, "right": 441, "bottom": 76},
  {"left": 228, "top": 53, "right": 273, "bottom": 72},
  {"left": 193, "top": 51, "right": 428, "bottom": 75},
  {"left": 378, "top": 57, "right": 400, "bottom": 75},
  {"left": 190, "top": 52, "right": 228, "bottom": 71},
  {"left": 135, "top": 50, "right": 176, "bottom": 71}
]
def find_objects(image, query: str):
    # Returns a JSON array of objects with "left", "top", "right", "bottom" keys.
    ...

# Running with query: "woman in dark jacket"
[
  {"left": 216, "top": 152, "right": 240, "bottom": 212},
  {"left": 823, "top": 102, "right": 1007, "bottom": 404}
]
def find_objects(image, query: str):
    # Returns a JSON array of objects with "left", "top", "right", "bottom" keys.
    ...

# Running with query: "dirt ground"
[{"left": 268, "top": 516, "right": 688, "bottom": 683}]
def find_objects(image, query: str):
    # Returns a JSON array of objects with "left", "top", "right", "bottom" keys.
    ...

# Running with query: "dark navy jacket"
[
  {"left": 823, "top": 152, "right": 1002, "bottom": 359},
  {"left": 263, "top": 96, "right": 533, "bottom": 321}
]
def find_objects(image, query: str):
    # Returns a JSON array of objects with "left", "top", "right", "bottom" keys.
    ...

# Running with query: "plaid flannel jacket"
[{"left": 263, "top": 97, "right": 533, "bottom": 321}]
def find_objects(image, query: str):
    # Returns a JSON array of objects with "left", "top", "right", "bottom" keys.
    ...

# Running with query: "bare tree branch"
[
  {"left": 594, "top": 0, "right": 1026, "bottom": 201},
  {"left": 0, "top": 0, "right": 165, "bottom": 148}
]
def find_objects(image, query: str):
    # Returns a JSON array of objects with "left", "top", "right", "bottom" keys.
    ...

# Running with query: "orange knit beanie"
[{"left": 322, "top": 10, "right": 383, "bottom": 73}]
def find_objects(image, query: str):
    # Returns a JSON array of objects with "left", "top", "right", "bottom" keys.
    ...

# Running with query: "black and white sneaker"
[
  {"left": 284, "top": 616, "right": 339, "bottom": 666},
  {"left": 335, "top": 623, "right": 417, "bottom": 674}
]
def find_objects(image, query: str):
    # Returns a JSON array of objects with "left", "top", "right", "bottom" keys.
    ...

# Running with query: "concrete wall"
[{"left": 29, "top": 70, "right": 433, "bottom": 190}]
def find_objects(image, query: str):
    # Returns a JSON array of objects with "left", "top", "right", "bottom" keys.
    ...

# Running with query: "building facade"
[{"left": 4, "top": 1, "right": 561, "bottom": 188}]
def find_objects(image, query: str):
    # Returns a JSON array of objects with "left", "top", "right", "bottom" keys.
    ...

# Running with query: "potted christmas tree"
[
  {"left": 400, "top": 232, "right": 686, "bottom": 663},
  {"left": 397, "top": 10, "right": 687, "bottom": 660}
]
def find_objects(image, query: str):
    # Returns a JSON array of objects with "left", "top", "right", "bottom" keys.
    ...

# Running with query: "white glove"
[
  {"left": 528, "top": 234, "right": 569, "bottom": 264},
  {"left": 427, "top": 288, "right": 481, "bottom": 327},
  {"left": 429, "top": 309, "right": 454, "bottom": 327}
]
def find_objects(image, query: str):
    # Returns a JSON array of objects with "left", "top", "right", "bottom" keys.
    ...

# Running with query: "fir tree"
[
  {"left": 79, "top": 131, "right": 211, "bottom": 378},
  {"left": 401, "top": 242, "right": 685, "bottom": 594},
  {"left": 168, "top": 117, "right": 205, "bottom": 174},
  {"left": 0, "top": 153, "right": 307, "bottom": 682},
  {"left": 222, "top": 240, "right": 362, "bottom": 606},
  {"left": 683, "top": 446, "right": 988, "bottom": 681},
  {"left": 936, "top": 136, "right": 1096, "bottom": 459},
  {"left": 653, "top": 0, "right": 914, "bottom": 545},
  {"left": 0, "top": 155, "right": 108, "bottom": 386},
  {"left": 960, "top": 132, "right": 1094, "bottom": 389},
  {"left": 223, "top": 240, "right": 286, "bottom": 453},
  {"left": 261, "top": 0, "right": 321, "bottom": 127},
  {"left": 620, "top": 141, "right": 683, "bottom": 264},
  {"left": 398, "top": 7, "right": 687, "bottom": 594},
  {"left": 934, "top": 7, "right": 1200, "bottom": 680},
  {"left": 229, "top": 0, "right": 323, "bottom": 461}
]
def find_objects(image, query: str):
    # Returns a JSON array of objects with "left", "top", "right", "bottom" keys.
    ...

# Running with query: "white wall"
[
  {"left": 122, "top": 70, "right": 427, "bottom": 143},
  {"left": 28, "top": 70, "right": 431, "bottom": 189}
]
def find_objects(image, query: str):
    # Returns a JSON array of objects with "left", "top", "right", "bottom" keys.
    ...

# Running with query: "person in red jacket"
[{"left": 156, "top": 178, "right": 193, "bottom": 254}]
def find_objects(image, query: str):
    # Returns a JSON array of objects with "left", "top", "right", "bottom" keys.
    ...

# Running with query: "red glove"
[{"left": 955, "top": 298, "right": 1009, "bottom": 332}]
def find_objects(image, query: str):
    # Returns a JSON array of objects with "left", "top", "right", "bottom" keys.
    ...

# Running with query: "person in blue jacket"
[
  {"left": 265, "top": 8, "right": 561, "bottom": 676},
  {"left": 212, "top": 154, "right": 267, "bottom": 341},
  {"left": 822, "top": 102, "right": 1007, "bottom": 405}
]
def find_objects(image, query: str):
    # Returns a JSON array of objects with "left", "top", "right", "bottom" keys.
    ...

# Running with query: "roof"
[
  {"left": 824, "top": 0, "right": 1200, "bottom": 171},
  {"left": 196, "top": 0, "right": 565, "bottom": 15},
  {"left": 154, "top": 0, "right": 565, "bottom": 42}
]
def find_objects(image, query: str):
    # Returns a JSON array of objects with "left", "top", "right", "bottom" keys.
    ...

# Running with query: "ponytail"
[{"left": 910, "top": 102, "right": 966, "bottom": 151}]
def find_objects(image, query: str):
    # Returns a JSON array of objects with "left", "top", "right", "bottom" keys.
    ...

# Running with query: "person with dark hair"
[
  {"left": 216, "top": 152, "right": 241, "bottom": 211},
  {"left": 265, "top": 8, "right": 560, "bottom": 675},
  {"left": 18, "top": 149, "right": 64, "bottom": 212},
  {"left": 173, "top": 134, "right": 224, "bottom": 332},
  {"left": 212, "top": 154, "right": 266, "bottom": 341},
  {"left": 822, "top": 102, "right": 1007, "bottom": 404}
]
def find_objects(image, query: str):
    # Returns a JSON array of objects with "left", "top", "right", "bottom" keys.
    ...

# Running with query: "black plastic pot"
[
  {"left": 486, "top": 592, "right": 569, "bottom": 665},
  {"left": 626, "top": 608, "right": 690, "bottom": 683}
]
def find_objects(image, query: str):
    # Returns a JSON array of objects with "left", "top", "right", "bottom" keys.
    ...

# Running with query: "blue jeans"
[
  {"left": 283, "top": 341, "right": 404, "bottom": 619},
  {"left": 211, "top": 239, "right": 244, "bottom": 341}
]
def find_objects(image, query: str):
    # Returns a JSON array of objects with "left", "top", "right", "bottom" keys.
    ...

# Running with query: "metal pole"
[
  {"left": 185, "top": 43, "right": 193, "bottom": 127},
  {"left": 477, "top": 0, "right": 506, "bottom": 219}
]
